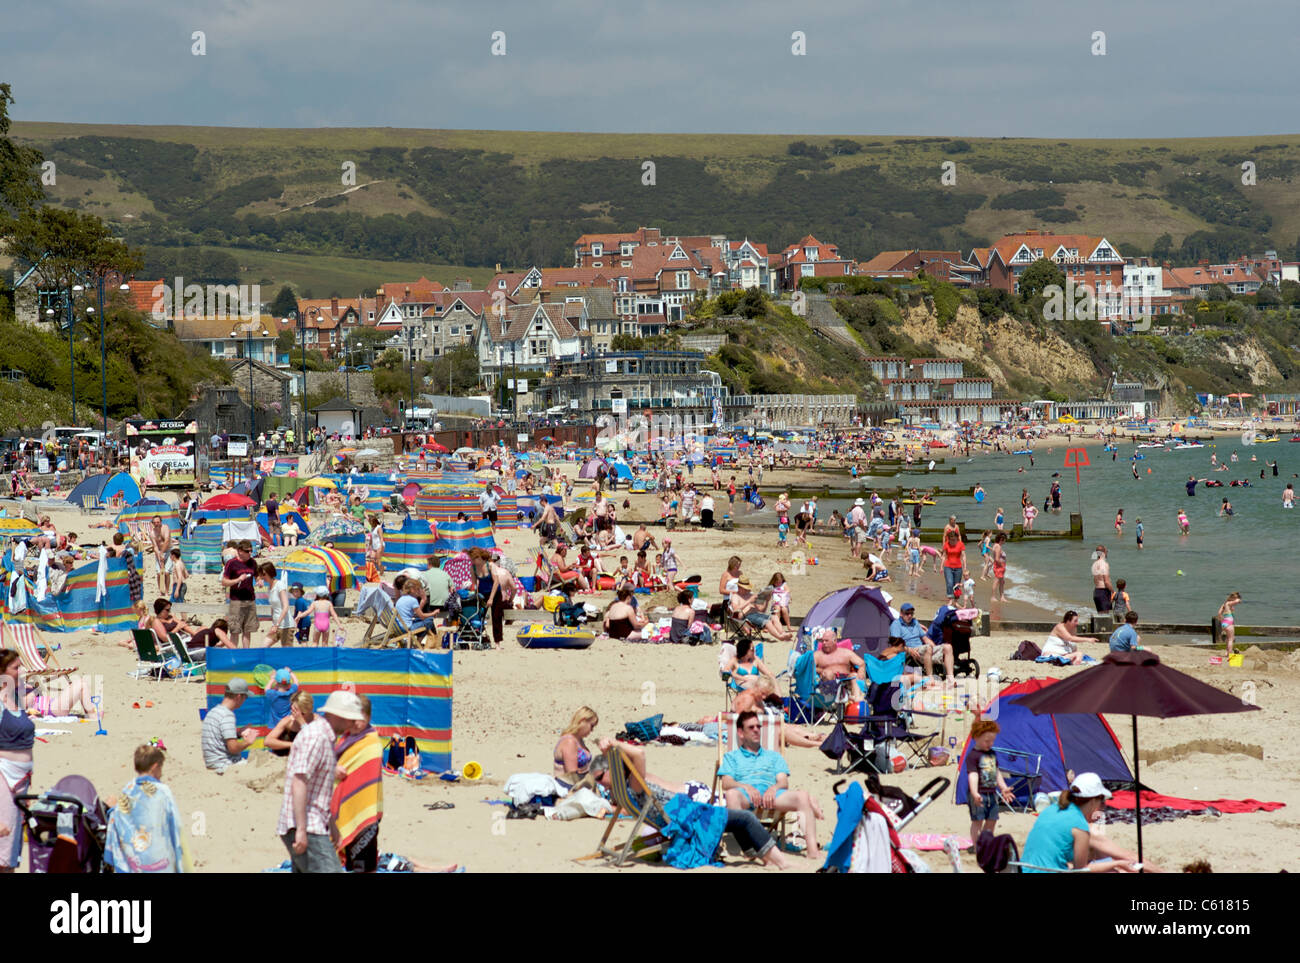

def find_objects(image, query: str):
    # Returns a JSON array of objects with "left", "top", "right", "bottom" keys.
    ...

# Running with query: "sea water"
[{"left": 816, "top": 442, "right": 1297, "bottom": 626}]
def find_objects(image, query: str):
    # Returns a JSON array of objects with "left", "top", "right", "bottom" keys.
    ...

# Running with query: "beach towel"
[
  {"left": 865, "top": 652, "right": 906, "bottom": 684},
  {"left": 900, "top": 833, "right": 972, "bottom": 851},
  {"left": 331, "top": 727, "right": 385, "bottom": 852},
  {"left": 662, "top": 793, "right": 727, "bottom": 869},
  {"left": 1106, "top": 790, "right": 1284, "bottom": 815}
]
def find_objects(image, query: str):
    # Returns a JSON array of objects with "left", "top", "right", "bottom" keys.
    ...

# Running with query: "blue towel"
[
  {"left": 662, "top": 794, "right": 728, "bottom": 869},
  {"left": 792, "top": 650, "right": 818, "bottom": 701}
]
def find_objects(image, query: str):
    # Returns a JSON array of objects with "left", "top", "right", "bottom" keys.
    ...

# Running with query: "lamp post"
[
  {"left": 231, "top": 324, "right": 270, "bottom": 444},
  {"left": 405, "top": 326, "right": 416, "bottom": 426},
  {"left": 281, "top": 313, "right": 307, "bottom": 450}
]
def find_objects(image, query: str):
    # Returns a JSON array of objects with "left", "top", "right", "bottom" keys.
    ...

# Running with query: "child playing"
[
  {"left": 961, "top": 576, "right": 977, "bottom": 609},
  {"left": 613, "top": 555, "right": 633, "bottom": 590},
  {"left": 907, "top": 532, "right": 922, "bottom": 576},
  {"left": 104, "top": 741, "right": 188, "bottom": 873},
  {"left": 660, "top": 539, "right": 678, "bottom": 583},
  {"left": 1177, "top": 509, "right": 1190, "bottom": 535},
  {"left": 265, "top": 668, "right": 299, "bottom": 724},
  {"left": 289, "top": 583, "right": 311, "bottom": 642},
  {"left": 965, "top": 719, "right": 1015, "bottom": 848},
  {"left": 304, "top": 587, "right": 340, "bottom": 646},
  {"left": 1111, "top": 579, "right": 1131, "bottom": 623},
  {"left": 1218, "top": 592, "right": 1241, "bottom": 657},
  {"left": 1135, "top": 517, "right": 1144, "bottom": 550},
  {"left": 994, "top": 507, "right": 1005, "bottom": 531},
  {"left": 168, "top": 549, "right": 189, "bottom": 603},
  {"left": 777, "top": 517, "right": 789, "bottom": 546}
]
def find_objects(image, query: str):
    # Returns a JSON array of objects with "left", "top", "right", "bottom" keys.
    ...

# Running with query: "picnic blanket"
[{"left": 1106, "top": 790, "right": 1284, "bottom": 816}]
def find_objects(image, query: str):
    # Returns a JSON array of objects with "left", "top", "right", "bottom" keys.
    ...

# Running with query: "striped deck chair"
[
  {"left": 713, "top": 707, "right": 788, "bottom": 849},
  {"left": 80, "top": 494, "right": 104, "bottom": 515},
  {"left": 581, "top": 745, "right": 669, "bottom": 867},
  {"left": 5, "top": 621, "right": 76, "bottom": 679}
]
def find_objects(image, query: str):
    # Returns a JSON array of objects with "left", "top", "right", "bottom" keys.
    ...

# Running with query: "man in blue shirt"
[
  {"left": 718, "top": 710, "right": 822, "bottom": 859},
  {"left": 889, "top": 602, "right": 952, "bottom": 681},
  {"left": 1108, "top": 610, "right": 1141, "bottom": 652}
]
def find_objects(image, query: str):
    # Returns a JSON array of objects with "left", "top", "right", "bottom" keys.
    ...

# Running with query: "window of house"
[
  {"left": 592, "top": 243, "right": 603, "bottom": 257},
  {"left": 676, "top": 271, "right": 690, "bottom": 289},
  {"left": 621, "top": 243, "right": 633, "bottom": 256}
]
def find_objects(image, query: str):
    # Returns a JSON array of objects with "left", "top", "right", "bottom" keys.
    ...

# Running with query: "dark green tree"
[
  {"left": 269, "top": 284, "right": 298, "bottom": 318},
  {"left": 1151, "top": 233, "right": 1174, "bottom": 262},
  {"left": 1016, "top": 257, "right": 1066, "bottom": 302},
  {"left": 0, "top": 83, "right": 45, "bottom": 231}
]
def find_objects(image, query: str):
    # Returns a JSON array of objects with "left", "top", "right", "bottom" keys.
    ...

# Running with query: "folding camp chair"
[
  {"left": 713, "top": 708, "right": 788, "bottom": 850},
  {"left": 5, "top": 621, "right": 76, "bottom": 679},
  {"left": 131, "top": 629, "right": 172, "bottom": 680},
  {"left": 786, "top": 649, "right": 852, "bottom": 726},
  {"left": 167, "top": 633, "right": 206, "bottom": 681},
  {"left": 821, "top": 680, "right": 942, "bottom": 774},
  {"left": 534, "top": 552, "right": 579, "bottom": 593},
  {"left": 989, "top": 747, "right": 1043, "bottom": 813},
  {"left": 581, "top": 745, "right": 669, "bottom": 867}
]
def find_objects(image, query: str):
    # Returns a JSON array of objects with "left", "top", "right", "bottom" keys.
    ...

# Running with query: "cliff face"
[{"left": 900, "top": 303, "right": 1097, "bottom": 394}]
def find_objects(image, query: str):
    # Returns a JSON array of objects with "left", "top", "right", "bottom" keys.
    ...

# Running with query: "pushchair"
[
  {"left": 926, "top": 605, "right": 978, "bottom": 678},
  {"left": 14, "top": 774, "right": 110, "bottom": 873},
  {"left": 452, "top": 588, "right": 491, "bottom": 649},
  {"left": 818, "top": 774, "right": 949, "bottom": 873}
]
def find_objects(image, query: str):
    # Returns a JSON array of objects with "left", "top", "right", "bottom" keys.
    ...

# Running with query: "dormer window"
[
  {"left": 591, "top": 243, "right": 603, "bottom": 257},
  {"left": 805, "top": 247, "right": 817, "bottom": 260},
  {"left": 620, "top": 243, "right": 633, "bottom": 256}
]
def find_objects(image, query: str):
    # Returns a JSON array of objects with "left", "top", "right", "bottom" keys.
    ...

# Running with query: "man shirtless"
[
  {"left": 148, "top": 515, "right": 174, "bottom": 595},
  {"left": 1090, "top": 545, "right": 1113, "bottom": 614},
  {"left": 631, "top": 523, "right": 658, "bottom": 553},
  {"left": 812, "top": 631, "right": 864, "bottom": 682}
]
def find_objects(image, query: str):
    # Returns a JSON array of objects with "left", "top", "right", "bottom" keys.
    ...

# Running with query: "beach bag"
[
  {"left": 623, "top": 714, "right": 664, "bottom": 742},
  {"left": 1010, "top": 640, "right": 1041, "bottom": 661}
]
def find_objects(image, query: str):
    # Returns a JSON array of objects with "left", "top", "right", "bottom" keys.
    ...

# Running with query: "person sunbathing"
[
  {"left": 729, "top": 578, "right": 793, "bottom": 643},
  {"left": 554, "top": 706, "right": 598, "bottom": 785},
  {"left": 813, "top": 630, "right": 865, "bottom": 682},
  {"left": 603, "top": 588, "right": 648, "bottom": 641},
  {"left": 549, "top": 543, "right": 590, "bottom": 592},
  {"left": 726, "top": 679, "right": 827, "bottom": 749},
  {"left": 591, "top": 737, "right": 789, "bottom": 870},
  {"left": 721, "top": 636, "right": 777, "bottom": 688}
]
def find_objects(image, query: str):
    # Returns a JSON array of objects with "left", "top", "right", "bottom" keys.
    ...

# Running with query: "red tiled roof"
[
  {"left": 377, "top": 276, "right": 445, "bottom": 304},
  {"left": 990, "top": 232, "right": 1122, "bottom": 265}
]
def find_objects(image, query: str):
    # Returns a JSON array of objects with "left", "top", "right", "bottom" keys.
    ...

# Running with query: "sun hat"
[
  {"left": 853, "top": 498, "right": 865, "bottom": 506},
  {"left": 737, "top": 576, "right": 752, "bottom": 589},
  {"left": 321, "top": 690, "right": 365, "bottom": 721},
  {"left": 274, "top": 669, "right": 293, "bottom": 684},
  {"left": 315, "top": 586, "right": 329, "bottom": 597},
  {"left": 1069, "top": 772, "right": 1112, "bottom": 799}
]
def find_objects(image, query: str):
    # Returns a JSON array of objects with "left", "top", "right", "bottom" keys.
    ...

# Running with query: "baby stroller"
[
  {"left": 929, "top": 605, "right": 979, "bottom": 678},
  {"left": 818, "top": 774, "right": 949, "bottom": 873},
  {"left": 453, "top": 588, "right": 491, "bottom": 650},
  {"left": 14, "top": 774, "right": 110, "bottom": 873}
]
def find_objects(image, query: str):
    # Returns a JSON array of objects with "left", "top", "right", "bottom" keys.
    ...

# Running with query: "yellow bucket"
[
  {"left": 462, "top": 761, "right": 483, "bottom": 781},
  {"left": 1228, "top": 653, "right": 1244, "bottom": 668}
]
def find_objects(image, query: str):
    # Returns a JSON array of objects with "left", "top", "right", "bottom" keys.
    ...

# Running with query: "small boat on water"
[
  {"left": 1136, "top": 443, "right": 1163, "bottom": 449},
  {"left": 1173, "top": 442, "right": 1205, "bottom": 450}
]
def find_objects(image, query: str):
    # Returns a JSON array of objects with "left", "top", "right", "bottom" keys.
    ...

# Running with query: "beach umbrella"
[
  {"left": 1010, "top": 650, "right": 1259, "bottom": 866},
  {"left": 540, "top": 435, "right": 555, "bottom": 443},
  {"left": 305, "top": 515, "right": 367, "bottom": 544},
  {"left": 423, "top": 440, "right": 449, "bottom": 453},
  {"left": 199, "top": 493, "right": 256, "bottom": 510},
  {"left": 354, "top": 448, "right": 380, "bottom": 458},
  {"left": 302, "top": 477, "right": 336, "bottom": 489},
  {"left": 281, "top": 546, "right": 357, "bottom": 591},
  {"left": 0, "top": 518, "right": 41, "bottom": 538}
]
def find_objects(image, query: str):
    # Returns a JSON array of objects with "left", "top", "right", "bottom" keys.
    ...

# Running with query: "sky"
[{"left": 3, "top": 0, "right": 1296, "bottom": 137}]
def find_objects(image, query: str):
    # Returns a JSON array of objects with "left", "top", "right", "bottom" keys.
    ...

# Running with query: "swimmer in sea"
[
  {"left": 1132, "top": 462, "right": 1139, "bottom": 480},
  {"left": 995, "top": 507, "right": 1005, "bottom": 531},
  {"left": 1135, "top": 517, "right": 1143, "bottom": 549},
  {"left": 1219, "top": 497, "right": 1234, "bottom": 517},
  {"left": 1284, "top": 483, "right": 1295, "bottom": 509},
  {"left": 1114, "top": 509, "right": 1124, "bottom": 536},
  {"left": 1177, "top": 510, "right": 1190, "bottom": 534}
]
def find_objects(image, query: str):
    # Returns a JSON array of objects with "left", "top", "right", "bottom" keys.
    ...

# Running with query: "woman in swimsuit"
[
  {"left": 554, "top": 706, "right": 598, "bottom": 784},
  {"left": 1, "top": 651, "right": 39, "bottom": 872},
  {"left": 1217, "top": 592, "right": 1241, "bottom": 657},
  {"left": 990, "top": 534, "right": 1008, "bottom": 602},
  {"left": 979, "top": 531, "right": 994, "bottom": 580},
  {"left": 603, "top": 587, "right": 648, "bottom": 641},
  {"left": 720, "top": 636, "right": 777, "bottom": 689}
]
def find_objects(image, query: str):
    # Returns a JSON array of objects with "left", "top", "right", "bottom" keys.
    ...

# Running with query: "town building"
[
  {"left": 530, "top": 350, "right": 727, "bottom": 417},
  {"left": 775, "top": 235, "right": 855, "bottom": 291},
  {"left": 474, "top": 301, "right": 591, "bottom": 388},
  {"left": 969, "top": 231, "right": 1125, "bottom": 319},
  {"left": 172, "top": 316, "right": 278, "bottom": 363},
  {"left": 856, "top": 250, "right": 978, "bottom": 286}
]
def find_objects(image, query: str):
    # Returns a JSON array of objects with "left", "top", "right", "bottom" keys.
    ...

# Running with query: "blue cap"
[{"left": 275, "top": 669, "right": 293, "bottom": 684}]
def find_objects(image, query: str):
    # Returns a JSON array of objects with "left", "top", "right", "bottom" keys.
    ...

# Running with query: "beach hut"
[
  {"left": 954, "top": 678, "right": 1131, "bottom": 808},
  {"left": 800, "top": 585, "right": 897, "bottom": 656}
]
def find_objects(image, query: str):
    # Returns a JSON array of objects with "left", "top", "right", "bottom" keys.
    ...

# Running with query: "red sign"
[{"left": 1064, "top": 447, "right": 1090, "bottom": 484}]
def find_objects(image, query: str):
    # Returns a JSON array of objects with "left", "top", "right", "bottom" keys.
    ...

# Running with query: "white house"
[{"left": 475, "top": 301, "right": 590, "bottom": 386}]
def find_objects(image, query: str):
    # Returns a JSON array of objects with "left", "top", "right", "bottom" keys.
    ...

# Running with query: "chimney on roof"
[{"left": 331, "top": 297, "right": 339, "bottom": 316}]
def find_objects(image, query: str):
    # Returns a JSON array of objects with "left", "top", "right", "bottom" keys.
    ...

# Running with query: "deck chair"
[
  {"left": 79, "top": 494, "right": 104, "bottom": 515},
  {"left": 583, "top": 745, "right": 669, "bottom": 867},
  {"left": 713, "top": 708, "right": 788, "bottom": 850},
  {"left": 375, "top": 607, "right": 430, "bottom": 649},
  {"left": 5, "top": 621, "right": 76, "bottom": 679},
  {"left": 131, "top": 629, "right": 173, "bottom": 680},
  {"left": 534, "top": 551, "right": 579, "bottom": 592}
]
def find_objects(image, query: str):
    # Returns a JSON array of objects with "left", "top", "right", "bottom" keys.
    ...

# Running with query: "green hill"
[{"left": 12, "top": 122, "right": 1300, "bottom": 291}]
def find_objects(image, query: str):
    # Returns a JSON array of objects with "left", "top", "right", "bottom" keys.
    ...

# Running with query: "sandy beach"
[{"left": 11, "top": 442, "right": 1298, "bottom": 874}]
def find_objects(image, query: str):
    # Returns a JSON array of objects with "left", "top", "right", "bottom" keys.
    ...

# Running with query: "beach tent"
[
  {"left": 953, "top": 678, "right": 1131, "bottom": 807},
  {"left": 800, "top": 585, "right": 897, "bottom": 656},
  {"left": 206, "top": 648, "right": 452, "bottom": 772},
  {"left": 611, "top": 462, "right": 633, "bottom": 481},
  {"left": 65, "top": 472, "right": 141, "bottom": 508},
  {"left": 578, "top": 457, "right": 607, "bottom": 479}
]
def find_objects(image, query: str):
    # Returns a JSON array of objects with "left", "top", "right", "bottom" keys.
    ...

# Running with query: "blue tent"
[
  {"left": 611, "top": 462, "right": 633, "bottom": 481},
  {"left": 801, "top": 586, "right": 896, "bottom": 656},
  {"left": 954, "top": 677, "right": 1131, "bottom": 807},
  {"left": 65, "top": 471, "right": 141, "bottom": 507}
]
